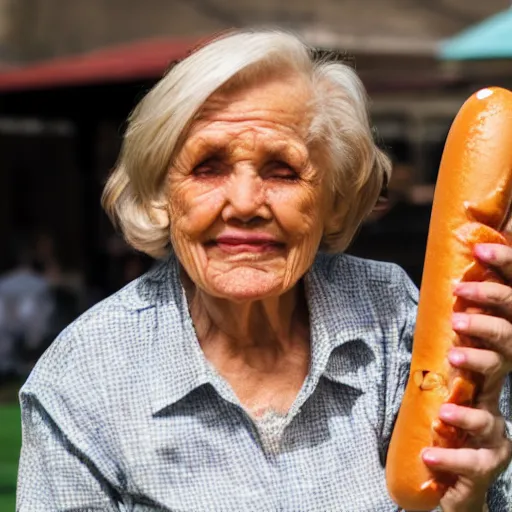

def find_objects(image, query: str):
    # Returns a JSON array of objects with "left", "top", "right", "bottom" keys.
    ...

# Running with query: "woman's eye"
[
  {"left": 192, "top": 160, "right": 222, "bottom": 177},
  {"left": 266, "top": 161, "right": 299, "bottom": 180}
]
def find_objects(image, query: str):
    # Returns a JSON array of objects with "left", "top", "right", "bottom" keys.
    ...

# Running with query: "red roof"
[
  {"left": 0, "top": 37, "right": 198, "bottom": 92},
  {"left": 0, "top": 35, "right": 461, "bottom": 94}
]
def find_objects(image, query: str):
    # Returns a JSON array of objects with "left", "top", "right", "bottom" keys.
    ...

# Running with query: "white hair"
[{"left": 102, "top": 29, "right": 391, "bottom": 257}]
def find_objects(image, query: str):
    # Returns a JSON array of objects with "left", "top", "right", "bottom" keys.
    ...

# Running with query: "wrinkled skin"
[{"left": 168, "top": 73, "right": 334, "bottom": 302}]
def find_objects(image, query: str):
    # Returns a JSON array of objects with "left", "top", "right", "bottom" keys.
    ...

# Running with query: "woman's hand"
[
  {"left": 421, "top": 243, "right": 512, "bottom": 511},
  {"left": 421, "top": 401, "right": 511, "bottom": 511}
]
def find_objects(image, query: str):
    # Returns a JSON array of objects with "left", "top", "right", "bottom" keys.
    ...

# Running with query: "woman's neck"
[
  {"left": 180, "top": 269, "right": 311, "bottom": 415},
  {"left": 181, "top": 269, "right": 310, "bottom": 368}
]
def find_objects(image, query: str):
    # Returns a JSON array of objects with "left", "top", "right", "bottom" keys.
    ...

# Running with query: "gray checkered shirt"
[{"left": 16, "top": 253, "right": 512, "bottom": 511}]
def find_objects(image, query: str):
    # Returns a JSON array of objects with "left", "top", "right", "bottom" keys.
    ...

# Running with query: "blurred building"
[
  {"left": 0, "top": 1, "right": 507, "bottom": 62},
  {"left": 0, "top": 0, "right": 511, "bottom": 288},
  {"left": 0, "top": 0, "right": 507, "bottom": 182}
]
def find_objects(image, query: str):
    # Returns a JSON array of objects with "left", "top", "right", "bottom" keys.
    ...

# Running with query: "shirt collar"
[
  {"left": 143, "top": 255, "right": 214, "bottom": 415},
  {"left": 304, "top": 253, "right": 382, "bottom": 391},
  {"left": 136, "top": 252, "right": 378, "bottom": 415}
]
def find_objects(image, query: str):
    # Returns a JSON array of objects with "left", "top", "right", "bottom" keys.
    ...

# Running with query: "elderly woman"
[{"left": 17, "top": 30, "right": 512, "bottom": 511}]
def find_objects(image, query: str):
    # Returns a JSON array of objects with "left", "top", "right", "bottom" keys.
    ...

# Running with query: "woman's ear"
[
  {"left": 323, "top": 193, "right": 346, "bottom": 239},
  {"left": 149, "top": 201, "right": 170, "bottom": 228}
]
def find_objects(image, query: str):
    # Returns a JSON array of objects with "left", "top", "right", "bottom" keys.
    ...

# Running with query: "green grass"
[{"left": 0, "top": 405, "right": 21, "bottom": 512}]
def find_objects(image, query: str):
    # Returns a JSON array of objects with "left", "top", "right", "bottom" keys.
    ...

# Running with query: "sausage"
[{"left": 385, "top": 87, "right": 512, "bottom": 511}]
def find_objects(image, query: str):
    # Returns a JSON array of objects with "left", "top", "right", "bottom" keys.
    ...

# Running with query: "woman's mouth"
[{"left": 206, "top": 234, "right": 285, "bottom": 254}]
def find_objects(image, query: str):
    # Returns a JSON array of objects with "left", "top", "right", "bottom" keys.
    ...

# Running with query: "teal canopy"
[{"left": 440, "top": 8, "right": 512, "bottom": 60}]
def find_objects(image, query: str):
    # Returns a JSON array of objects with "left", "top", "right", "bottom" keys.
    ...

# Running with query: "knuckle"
[
  {"left": 471, "top": 410, "right": 497, "bottom": 440},
  {"left": 485, "top": 411, "right": 498, "bottom": 436},
  {"left": 496, "top": 440, "right": 512, "bottom": 474},
  {"left": 486, "top": 285, "right": 506, "bottom": 303},
  {"left": 503, "top": 439, "right": 512, "bottom": 462},
  {"left": 487, "top": 436, "right": 512, "bottom": 467},
  {"left": 476, "top": 282, "right": 511, "bottom": 306},
  {"left": 488, "top": 352, "right": 506, "bottom": 377},
  {"left": 471, "top": 457, "right": 491, "bottom": 480},
  {"left": 494, "top": 351, "right": 506, "bottom": 368},
  {"left": 503, "top": 288, "right": 512, "bottom": 306},
  {"left": 492, "top": 417, "right": 507, "bottom": 442},
  {"left": 478, "top": 450, "right": 500, "bottom": 475},
  {"left": 478, "top": 351, "right": 505, "bottom": 378},
  {"left": 489, "top": 284, "right": 512, "bottom": 306},
  {"left": 486, "top": 318, "right": 508, "bottom": 344}
]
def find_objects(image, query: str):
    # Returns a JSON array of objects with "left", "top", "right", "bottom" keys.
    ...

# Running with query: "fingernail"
[
  {"left": 422, "top": 449, "right": 439, "bottom": 464},
  {"left": 439, "top": 403, "right": 457, "bottom": 420},
  {"left": 452, "top": 313, "right": 469, "bottom": 330},
  {"left": 453, "top": 282, "right": 475, "bottom": 298},
  {"left": 448, "top": 349, "right": 466, "bottom": 365},
  {"left": 475, "top": 244, "right": 496, "bottom": 262}
]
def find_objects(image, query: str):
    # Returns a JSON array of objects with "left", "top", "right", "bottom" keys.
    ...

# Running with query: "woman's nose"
[{"left": 222, "top": 170, "right": 269, "bottom": 223}]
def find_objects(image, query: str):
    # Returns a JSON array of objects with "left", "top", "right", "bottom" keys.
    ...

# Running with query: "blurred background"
[{"left": 0, "top": 0, "right": 512, "bottom": 509}]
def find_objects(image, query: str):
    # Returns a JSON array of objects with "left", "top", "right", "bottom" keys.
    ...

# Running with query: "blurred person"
[
  {"left": 16, "top": 30, "right": 512, "bottom": 511},
  {"left": 0, "top": 235, "right": 55, "bottom": 379},
  {"left": 33, "top": 231, "right": 62, "bottom": 286},
  {"left": 33, "top": 230, "right": 85, "bottom": 298}
]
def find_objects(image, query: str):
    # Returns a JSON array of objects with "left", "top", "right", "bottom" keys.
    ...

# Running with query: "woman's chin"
[{"left": 204, "top": 267, "right": 287, "bottom": 302}]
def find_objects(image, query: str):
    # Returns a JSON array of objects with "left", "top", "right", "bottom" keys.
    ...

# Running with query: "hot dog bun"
[{"left": 385, "top": 87, "right": 512, "bottom": 511}]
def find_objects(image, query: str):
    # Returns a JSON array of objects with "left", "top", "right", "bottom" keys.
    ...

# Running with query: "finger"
[
  {"left": 448, "top": 347, "right": 506, "bottom": 379},
  {"left": 438, "top": 403, "right": 503, "bottom": 443},
  {"left": 474, "top": 243, "right": 512, "bottom": 281},
  {"left": 448, "top": 347, "right": 509, "bottom": 404},
  {"left": 454, "top": 281, "right": 512, "bottom": 317},
  {"left": 448, "top": 348, "right": 506, "bottom": 409},
  {"left": 422, "top": 442, "right": 512, "bottom": 479},
  {"left": 452, "top": 312, "right": 512, "bottom": 362}
]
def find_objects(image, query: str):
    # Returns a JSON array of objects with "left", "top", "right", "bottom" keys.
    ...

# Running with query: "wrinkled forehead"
[{"left": 190, "top": 72, "right": 314, "bottom": 139}]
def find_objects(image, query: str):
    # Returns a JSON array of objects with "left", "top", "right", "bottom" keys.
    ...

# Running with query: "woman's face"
[{"left": 168, "top": 73, "right": 334, "bottom": 301}]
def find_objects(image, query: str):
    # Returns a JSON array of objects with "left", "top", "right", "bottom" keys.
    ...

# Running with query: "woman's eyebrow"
[
  {"left": 182, "top": 130, "right": 311, "bottom": 168},
  {"left": 264, "top": 143, "right": 310, "bottom": 168},
  {"left": 183, "top": 136, "right": 229, "bottom": 161}
]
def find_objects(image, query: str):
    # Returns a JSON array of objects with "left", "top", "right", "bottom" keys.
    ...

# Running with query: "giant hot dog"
[{"left": 385, "top": 87, "right": 512, "bottom": 511}]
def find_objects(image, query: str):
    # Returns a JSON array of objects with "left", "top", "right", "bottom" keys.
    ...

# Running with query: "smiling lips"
[{"left": 210, "top": 234, "right": 284, "bottom": 254}]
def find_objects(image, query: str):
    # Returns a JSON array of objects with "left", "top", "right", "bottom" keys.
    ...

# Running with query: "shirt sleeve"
[
  {"left": 16, "top": 328, "right": 121, "bottom": 512},
  {"left": 17, "top": 395, "right": 121, "bottom": 512}
]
